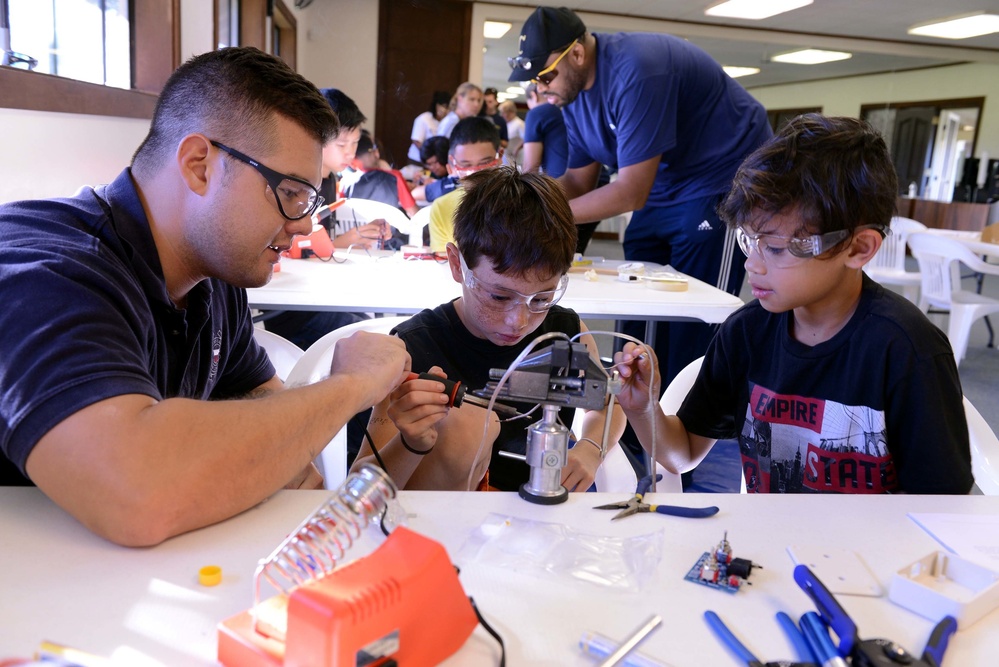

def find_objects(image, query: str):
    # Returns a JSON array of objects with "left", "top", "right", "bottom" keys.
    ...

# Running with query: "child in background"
[{"left": 614, "top": 114, "right": 973, "bottom": 494}]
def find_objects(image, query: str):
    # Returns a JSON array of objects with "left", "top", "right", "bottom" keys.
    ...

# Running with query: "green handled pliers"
[{"left": 594, "top": 474, "right": 720, "bottom": 520}]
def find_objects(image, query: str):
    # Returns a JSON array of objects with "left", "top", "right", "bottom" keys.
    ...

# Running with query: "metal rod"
[{"left": 597, "top": 615, "right": 663, "bottom": 667}]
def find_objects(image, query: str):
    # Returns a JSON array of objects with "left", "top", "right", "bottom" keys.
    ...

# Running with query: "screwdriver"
[{"left": 412, "top": 373, "right": 521, "bottom": 417}]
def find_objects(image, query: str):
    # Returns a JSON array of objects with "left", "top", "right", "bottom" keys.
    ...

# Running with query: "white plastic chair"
[
  {"left": 908, "top": 232, "right": 999, "bottom": 366},
  {"left": 336, "top": 197, "right": 423, "bottom": 246},
  {"left": 252, "top": 327, "right": 303, "bottom": 382},
  {"left": 864, "top": 216, "right": 926, "bottom": 304},
  {"left": 285, "top": 316, "right": 410, "bottom": 489},
  {"left": 656, "top": 357, "right": 705, "bottom": 493},
  {"left": 407, "top": 205, "right": 433, "bottom": 247},
  {"left": 964, "top": 397, "right": 999, "bottom": 495},
  {"left": 568, "top": 410, "right": 638, "bottom": 493}
]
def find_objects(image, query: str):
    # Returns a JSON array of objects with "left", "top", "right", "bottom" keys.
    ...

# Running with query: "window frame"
[{"left": 0, "top": 0, "right": 181, "bottom": 119}]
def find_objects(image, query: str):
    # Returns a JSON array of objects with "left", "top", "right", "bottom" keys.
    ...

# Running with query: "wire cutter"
[
  {"left": 594, "top": 474, "right": 720, "bottom": 520},
  {"left": 705, "top": 610, "right": 818, "bottom": 667},
  {"left": 794, "top": 564, "right": 956, "bottom": 667}
]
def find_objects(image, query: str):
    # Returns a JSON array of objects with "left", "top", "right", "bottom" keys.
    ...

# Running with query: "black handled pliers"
[{"left": 594, "top": 474, "right": 720, "bottom": 520}]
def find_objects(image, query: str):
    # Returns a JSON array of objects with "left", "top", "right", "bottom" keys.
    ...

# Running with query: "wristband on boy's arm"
[{"left": 400, "top": 433, "right": 434, "bottom": 456}]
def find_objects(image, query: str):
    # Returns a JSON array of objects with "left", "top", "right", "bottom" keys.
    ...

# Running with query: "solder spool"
[{"left": 251, "top": 463, "right": 398, "bottom": 634}]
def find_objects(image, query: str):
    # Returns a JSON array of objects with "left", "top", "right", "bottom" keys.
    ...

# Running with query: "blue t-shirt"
[
  {"left": 425, "top": 175, "right": 459, "bottom": 203},
  {"left": 524, "top": 103, "right": 568, "bottom": 177},
  {"left": 0, "top": 169, "right": 274, "bottom": 481},
  {"left": 563, "top": 32, "right": 772, "bottom": 206}
]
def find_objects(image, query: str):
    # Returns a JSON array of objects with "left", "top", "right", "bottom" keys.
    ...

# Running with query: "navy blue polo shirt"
[
  {"left": 524, "top": 103, "right": 568, "bottom": 178},
  {"left": 563, "top": 32, "right": 771, "bottom": 206},
  {"left": 0, "top": 169, "right": 274, "bottom": 480}
]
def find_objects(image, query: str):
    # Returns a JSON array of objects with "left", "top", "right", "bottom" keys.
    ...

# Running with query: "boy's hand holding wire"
[
  {"left": 386, "top": 367, "right": 452, "bottom": 455},
  {"left": 613, "top": 342, "right": 661, "bottom": 416}
]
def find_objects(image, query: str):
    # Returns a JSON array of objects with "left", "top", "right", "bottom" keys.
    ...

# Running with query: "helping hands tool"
[
  {"left": 794, "top": 564, "right": 956, "bottom": 667},
  {"left": 594, "top": 474, "right": 720, "bottom": 520},
  {"left": 705, "top": 610, "right": 818, "bottom": 667}
]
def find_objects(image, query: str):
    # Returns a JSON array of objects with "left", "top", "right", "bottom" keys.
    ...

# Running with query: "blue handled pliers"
[
  {"left": 594, "top": 474, "right": 720, "bottom": 520},
  {"left": 705, "top": 610, "right": 818, "bottom": 667}
]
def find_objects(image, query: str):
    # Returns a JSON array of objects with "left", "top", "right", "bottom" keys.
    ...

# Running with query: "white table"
[
  {"left": 247, "top": 254, "right": 744, "bottom": 325},
  {"left": 2, "top": 488, "right": 998, "bottom": 666}
]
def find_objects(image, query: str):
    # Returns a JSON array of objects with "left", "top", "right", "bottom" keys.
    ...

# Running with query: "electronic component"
[{"left": 684, "top": 531, "right": 760, "bottom": 593}]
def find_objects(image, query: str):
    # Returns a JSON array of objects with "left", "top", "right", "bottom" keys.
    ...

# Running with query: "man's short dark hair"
[
  {"left": 483, "top": 87, "right": 499, "bottom": 97},
  {"left": 321, "top": 88, "right": 367, "bottom": 132},
  {"left": 453, "top": 166, "right": 576, "bottom": 280},
  {"left": 132, "top": 47, "right": 337, "bottom": 177},
  {"left": 421, "top": 136, "right": 449, "bottom": 164},
  {"left": 449, "top": 117, "right": 501, "bottom": 154},
  {"left": 720, "top": 114, "right": 897, "bottom": 242}
]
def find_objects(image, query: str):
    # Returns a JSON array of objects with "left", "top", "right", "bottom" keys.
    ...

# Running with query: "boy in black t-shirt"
[
  {"left": 614, "top": 114, "right": 973, "bottom": 494},
  {"left": 351, "top": 167, "right": 626, "bottom": 491}
]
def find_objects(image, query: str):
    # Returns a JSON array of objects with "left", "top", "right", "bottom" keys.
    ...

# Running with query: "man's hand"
[
  {"left": 386, "top": 367, "right": 451, "bottom": 453},
  {"left": 562, "top": 441, "right": 602, "bottom": 492},
  {"left": 613, "top": 342, "right": 661, "bottom": 415},
  {"left": 330, "top": 332, "right": 411, "bottom": 409}
]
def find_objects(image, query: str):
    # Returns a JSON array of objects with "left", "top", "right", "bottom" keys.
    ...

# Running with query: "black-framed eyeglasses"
[
  {"left": 210, "top": 141, "right": 323, "bottom": 221},
  {"left": 508, "top": 39, "right": 578, "bottom": 86}
]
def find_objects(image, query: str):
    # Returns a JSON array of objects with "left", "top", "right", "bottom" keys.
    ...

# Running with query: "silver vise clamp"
[{"left": 476, "top": 340, "right": 609, "bottom": 505}]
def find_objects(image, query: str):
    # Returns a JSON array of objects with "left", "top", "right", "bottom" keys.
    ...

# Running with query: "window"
[
  {"left": 6, "top": 0, "right": 130, "bottom": 88},
  {"left": 0, "top": 0, "right": 178, "bottom": 118}
]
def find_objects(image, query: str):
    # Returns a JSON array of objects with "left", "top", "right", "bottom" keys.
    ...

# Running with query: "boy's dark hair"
[
  {"left": 421, "top": 136, "right": 449, "bottom": 164},
  {"left": 483, "top": 87, "right": 499, "bottom": 97},
  {"left": 133, "top": 47, "right": 337, "bottom": 177},
  {"left": 719, "top": 114, "right": 897, "bottom": 242},
  {"left": 356, "top": 132, "right": 376, "bottom": 156},
  {"left": 453, "top": 166, "right": 576, "bottom": 279},
  {"left": 449, "top": 117, "right": 501, "bottom": 154},
  {"left": 430, "top": 90, "right": 451, "bottom": 112},
  {"left": 321, "top": 88, "right": 367, "bottom": 132}
]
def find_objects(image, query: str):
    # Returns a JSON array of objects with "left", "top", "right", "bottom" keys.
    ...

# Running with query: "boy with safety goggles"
[
  {"left": 351, "top": 166, "right": 626, "bottom": 492},
  {"left": 614, "top": 114, "right": 972, "bottom": 494}
]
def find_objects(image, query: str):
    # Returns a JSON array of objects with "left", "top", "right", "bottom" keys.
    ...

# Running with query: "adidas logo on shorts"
[{"left": 697, "top": 220, "right": 714, "bottom": 231}]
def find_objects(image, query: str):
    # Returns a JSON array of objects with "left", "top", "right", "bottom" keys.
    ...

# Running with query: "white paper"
[{"left": 908, "top": 513, "right": 999, "bottom": 568}]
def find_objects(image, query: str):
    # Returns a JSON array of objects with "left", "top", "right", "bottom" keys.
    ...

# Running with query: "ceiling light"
[
  {"left": 723, "top": 66, "right": 761, "bottom": 78},
  {"left": 706, "top": 0, "right": 813, "bottom": 20},
  {"left": 496, "top": 92, "right": 511, "bottom": 102},
  {"left": 908, "top": 13, "right": 999, "bottom": 39},
  {"left": 506, "top": 86, "right": 525, "bottom": 95},
  {"left": 483, "top": 21, "right": 512, "bottom": 39},
  {"left": 771, "top": 48, "right": 852, "bottom": 65}
]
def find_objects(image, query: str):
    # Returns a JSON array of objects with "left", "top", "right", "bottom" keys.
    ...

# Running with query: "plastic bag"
[{"left": 457, "top": 513, "right": 663, "bottom": 592}]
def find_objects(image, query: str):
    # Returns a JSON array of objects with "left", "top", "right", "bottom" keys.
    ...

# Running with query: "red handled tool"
[{"left": 410, "top": 373, "right": 521, "bottom": 417}]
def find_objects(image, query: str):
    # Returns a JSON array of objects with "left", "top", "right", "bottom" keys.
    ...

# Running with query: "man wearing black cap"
[{"left": 508, "top": 6, "right": 771, "bottom": 390}]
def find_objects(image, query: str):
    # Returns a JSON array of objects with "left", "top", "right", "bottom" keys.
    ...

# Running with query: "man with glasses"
[
  {"left": 352, "top": 167, "right": 626, "bottom": 493},
  {"left": 612, "top": 115, "right": 972, "bottom": 494},
  {"left": 0, "top": 47, "right": 411, "bottom": 544},
  {"left": 507, "top": 7, "right": 772, "bottom": 390}
]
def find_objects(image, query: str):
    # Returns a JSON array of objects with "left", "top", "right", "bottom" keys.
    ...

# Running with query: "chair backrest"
[
  {"left": 336, "top": 198, "right": 421, "bottom": 246},
  {"left": 408, "top": 205, "right": 433, "bottom": 246},
  {"left": 868, "top": 216, "right": 926, "bottom": 272},
  {"left": 907, "top": 232, "right": 972, "bottom": 310},
  {"left": 568, "top": 409, "right": 639, "bottom": 493},
  {"left": 252, "top": 328, "right": 303, "bottom": 382},
  {"left": 964, "top": 397, "right": 999, "bottom": 495},
  {"left": 286, "top": 316, "right": 411, "bottom": 489},
  {"left": 658, "top": 356, "right": 746, "bottom": 493}
]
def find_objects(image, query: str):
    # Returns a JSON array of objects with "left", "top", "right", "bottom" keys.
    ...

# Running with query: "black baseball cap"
[{"left": 507, "top": 7, "right": 586, "bottom": 82}]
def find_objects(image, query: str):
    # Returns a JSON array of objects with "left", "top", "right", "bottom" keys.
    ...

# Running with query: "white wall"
[{"left": 748, "top": 62, "right": 999, "bottom": 157}]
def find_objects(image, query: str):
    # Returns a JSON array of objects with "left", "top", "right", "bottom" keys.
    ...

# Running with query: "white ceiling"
[{"left": 474, "top": 1, "right": 999, "bottom": 95}]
